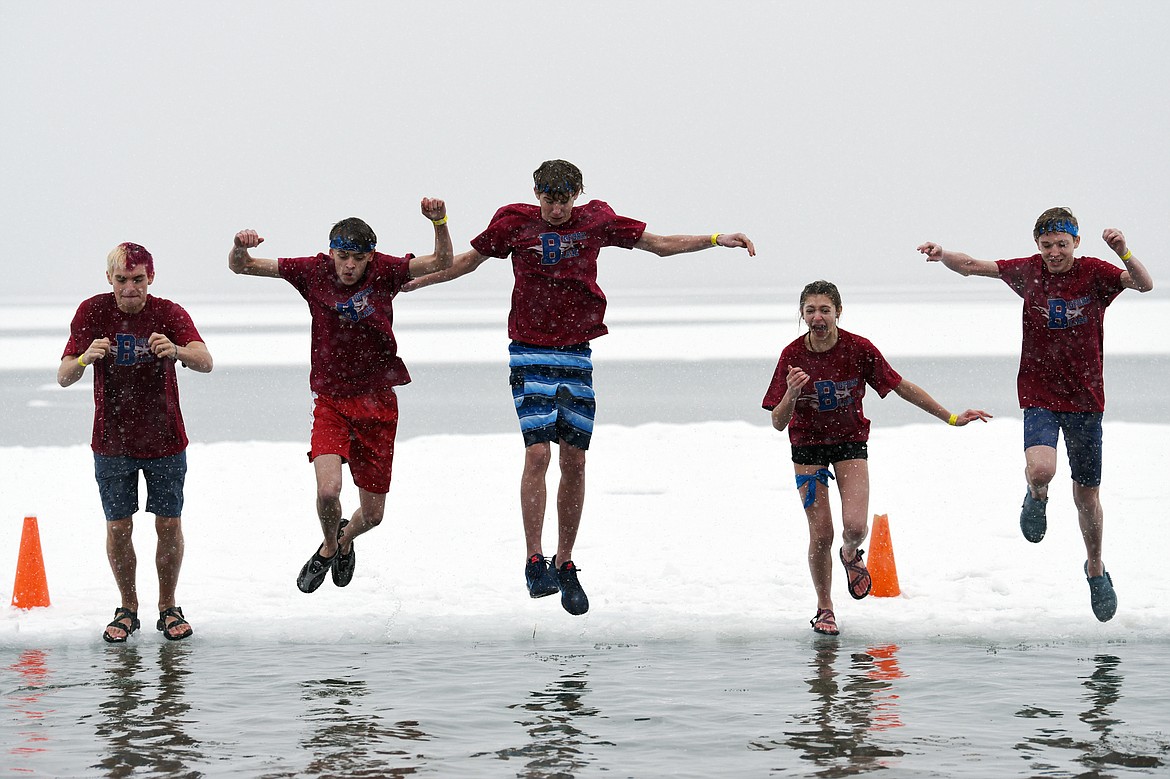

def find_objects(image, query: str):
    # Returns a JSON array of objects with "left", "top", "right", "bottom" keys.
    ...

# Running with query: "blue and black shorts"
[
  {"left": 508, "top": 341, "right": 596, "bottom": 450},
  {"left": 1023, "top": 408, "right": 1104, "bottom": 487}
]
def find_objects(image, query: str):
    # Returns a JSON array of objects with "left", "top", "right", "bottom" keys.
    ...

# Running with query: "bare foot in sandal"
[{"left": 157, "top": 606, "right": 193, "bottom": 641}]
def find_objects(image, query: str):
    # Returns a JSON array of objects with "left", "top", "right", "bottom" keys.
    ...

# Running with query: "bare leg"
[
  {"left": 835, "top": 459, "right": 871, "bottom": 559},
  {"left": 1025, "top": 445, "right": 1058, "bottom": 500},
  {"left": 105, "top": 517, "right": 138, "bottom": 639},
  {"left": 521, "top": 442, "right": 552, "bottom": 558},
  {"left": 155, "top": 515, "right": 184, "bottom": 611},
  {"left": 798, "top": 466, "right": 836, "bottom": 612},
  {"left": 313, "top": 454, "right": 345, "bottom": 557},
  {"left": 555, "top": 444, "right": 587, "bottom": 563},
  {"left": 1073, "top": 483, "right": 1105, "bottom": 576},
  {"left": 339, "top": 488, "right": 388, "bottom": 553}
]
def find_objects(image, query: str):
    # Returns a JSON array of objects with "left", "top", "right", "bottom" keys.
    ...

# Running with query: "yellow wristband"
[
  {"left": 432, "top": 216, "right": 448, "bottom": 226},
  {"left": 1120, "top": 249, "right": 1133, "bottom": 261},
  {"left": 77, "top": 355, "right": 87, "bottom": 367},
  {"left": 947, "top": 413, "right": 958, "bottom": 426},
  {"left": 711, "top": 233, "right": 721, "bottom": 246}
]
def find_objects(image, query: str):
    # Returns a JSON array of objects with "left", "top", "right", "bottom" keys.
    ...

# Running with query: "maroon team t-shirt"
[
  {"left": 279, "top": 252, "right": 414, "bottom": 398},
  {"left": 761, "top": 329, "right": 903, "bottom": 447},
  {"left": 996, "top": 255, "right": 1125, "bottom": 413},
  {"left": 470, "top": 200, "right": 647, "bottom": 346},
  {"left": 63, "top": 294, "right": 203, "bottom": 458}
]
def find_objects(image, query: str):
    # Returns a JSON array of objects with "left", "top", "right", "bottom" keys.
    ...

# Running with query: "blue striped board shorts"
[{"left": 508, "top": 340, "right": 596, "bottom": 450}]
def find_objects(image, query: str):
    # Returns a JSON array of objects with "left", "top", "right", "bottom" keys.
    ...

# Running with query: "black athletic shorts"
[{"left": 791, "top": 441, "right": 868, "bottom": 466}]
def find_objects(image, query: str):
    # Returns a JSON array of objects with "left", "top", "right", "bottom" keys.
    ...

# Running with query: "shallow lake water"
[{"left": 3, "top": 637, "right": 1167, "bottom": 778}]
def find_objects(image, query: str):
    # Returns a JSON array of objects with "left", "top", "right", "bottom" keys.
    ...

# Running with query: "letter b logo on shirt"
[
  {"left": 814, "top": 380, "right": 838, "bottom": 411},
  {"left": 115, "top": 333, "right": 138, "bottom": 365},
  {"left": 539, "top": 233, "right": 562, "bottom": 265},
  {"left": 1047, "top": 299, "right": 1068, "bottom": 329}
]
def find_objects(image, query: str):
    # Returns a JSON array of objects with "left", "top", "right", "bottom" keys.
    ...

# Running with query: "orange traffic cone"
[
  {"left": 12, "top": 516, "right": 51, "bottom": 609},
  {"left": 868, "top": 513, "right": 901, "bottom": 597}
]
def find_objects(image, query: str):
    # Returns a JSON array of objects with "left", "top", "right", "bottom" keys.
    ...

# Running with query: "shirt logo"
[
  {"left": 1037, "top": 295, "right": 1090, "bottom": 329},
  {"left": 336, "top": 288, "right": 376, "bottom": 322},
  {"left": 534, "top": 231, "right": 587, "bottom": 265},
  {"left": 114, "top": 333, "right": 155, "bottom": 365},
  {"left": 812, "top": 379, "right": 858, "bottom": 411}
]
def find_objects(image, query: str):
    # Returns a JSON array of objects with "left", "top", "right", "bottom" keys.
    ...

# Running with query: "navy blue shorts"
[
  {"left": 94, "top": 451, "right": 187, "bottom": 521},
  {"left": 508, "top": 341, "right": 595, "bottom": 450},
  {"left": 1023, "top": 408, "right": 1103, "bottom": 487}
]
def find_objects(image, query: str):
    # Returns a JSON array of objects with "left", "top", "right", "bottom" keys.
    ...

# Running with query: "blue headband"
[
  {"left": 1037, "top": 218, "right": 1078, "bottom": 238},
  {"left": 537, "top": 181, "right": 577, "bottom": 196},
  {"left": 330, "top": 236, "right": 376, "bottom": 253}
]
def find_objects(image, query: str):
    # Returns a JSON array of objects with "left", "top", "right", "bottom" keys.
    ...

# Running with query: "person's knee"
[
  {"left": 524, "top": 444, "right": 552, "bottom": 472},
  {"left": 841, "top": 521, "right": 868, "bottom": 546},
  {"left": 807, "top": 517, "right": 836, "bottom": 548},
  {"left": 1027, "top": 462, "right": 1057, "bottom": 487},
  {"left": 559, "top": 447, "right": 586, "bottom": 478},
  {"left": 154, "top": 516, "right": 184, "bottom": 545},
  {"left": 107, "top": 517, "right": 133, "bottom": 539},
  {"left": 1072, "top": 484, "right": 1102, "bottom": 515},
  {"left": 316, "top": 481, "right": 343, "bottom": 504}
]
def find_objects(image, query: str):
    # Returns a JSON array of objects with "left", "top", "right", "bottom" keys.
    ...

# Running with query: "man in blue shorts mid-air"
[
  {"left": 918, "top": 208, "right": 1153, "bottom": 622},
  {"left": 406, "top": 159, "right": 755, "bottom": 615}
]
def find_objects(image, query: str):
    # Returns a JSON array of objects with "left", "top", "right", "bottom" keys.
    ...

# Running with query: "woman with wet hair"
[{"left": 763, "top": 280, "right": 990, "bottom": 636}]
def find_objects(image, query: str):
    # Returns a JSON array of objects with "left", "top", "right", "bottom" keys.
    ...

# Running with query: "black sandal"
[
  {"left": 157, "top": 606, "right": 193, "bottom": 641},
  {"left": 102, "top": 607, "right": 140, "bottom": 643}
]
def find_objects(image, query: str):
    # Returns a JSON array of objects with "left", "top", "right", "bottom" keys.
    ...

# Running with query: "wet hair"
[
  {"left": 533, "top": 159, "right": 584, "bottom": 202},
  {"left": 799, "top": 280, "right": 842, "bottom": 312},
  {"left": 1033, "top": 207, "right": 1079, "bottom": 240},
  {"left": 106, "top": 242, "right": 155, "bottom": 277},
  {"left": 329, "top": 217, "right": 377, "bottom": 251}
]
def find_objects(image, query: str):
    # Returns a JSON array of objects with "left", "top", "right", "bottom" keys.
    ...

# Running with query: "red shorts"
[{"left": 309, "top": 389, "right": 399, "bottom": 494}]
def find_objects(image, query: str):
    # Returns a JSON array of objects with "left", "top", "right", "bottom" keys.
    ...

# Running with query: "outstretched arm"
[
  {"left": 407, "top": 197, "right": 454, "bottom": 278},
  {"left": 635, "top": 231, "right": 756, "bottom": 257},
  {"left": 402, "top": 248, "right": 489, "bottom": 292},
  {"left": 916, "top": 242, "right": 1001, "bottom": 278},
  {"left": 892, "top": 379, "right": 992, "bottom": 426},
  {"left": 1102, "top": 228, "right": 1154, "bottom": 292},
  {"left": 228, "top": 230, "right": 280, "bottom": 277}
]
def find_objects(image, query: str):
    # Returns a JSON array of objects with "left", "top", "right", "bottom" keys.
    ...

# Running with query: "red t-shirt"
[
  {"left": 63, "top": 294, "right": 203, "bottom": 458},
  {"left": 470, "top": 200, "right": 647, "bottom": 346},
  {"left": 279, "top": 252, "right": 414, "bottom": 398},
  {"left": 996, "top": 255, "right": 1125, "bottom": 412},
  {"left": 761, "top": 329, "right": 903, "bottom": 447}
]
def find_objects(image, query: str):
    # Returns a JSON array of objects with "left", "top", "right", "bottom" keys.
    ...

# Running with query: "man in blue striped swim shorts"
[{"left": 406, "top": 160, "right": 756, "bottom": 615}]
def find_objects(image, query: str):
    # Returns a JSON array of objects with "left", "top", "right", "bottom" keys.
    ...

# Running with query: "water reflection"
[
  {"left": 7, "top": 649, "right": 53, "bottom": 766},
  {"left": 1015, "top": 653, "right": 1167, "bottom": 775},
  {"left": 484, "top": 652, "right": 614, "bottom": 777},
  {"left": 297, "top": 669, "right": 432, "bottom": 777},
  {"left": 92, "top": 642, "right": 203, "bottom": 777},
  {"left": 750, "top": 640, "right": 906, "bottom": 774}
]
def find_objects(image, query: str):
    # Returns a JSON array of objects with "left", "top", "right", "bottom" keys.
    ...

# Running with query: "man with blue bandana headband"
[
  {"left": 229, "top": 199, "right": 452, "bottom": 594},
  {"left": 917, "top": 207, "right": 1154, "bottom": 623}
]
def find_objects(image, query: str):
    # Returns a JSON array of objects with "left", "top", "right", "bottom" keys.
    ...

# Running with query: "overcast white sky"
[{"left": 2, "top": 1, "right": 1167, "bottom": 305}]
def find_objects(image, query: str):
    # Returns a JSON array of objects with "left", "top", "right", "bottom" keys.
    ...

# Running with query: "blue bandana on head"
[
  {"left": 537, "top": 181, "right": 577, "bottom": 197},
  {"left": 330, "top": 236, "right": 376, "bottom": 253},
  {"left": 1037, "top": 218, "right": 1078, "bottom": 238}
]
